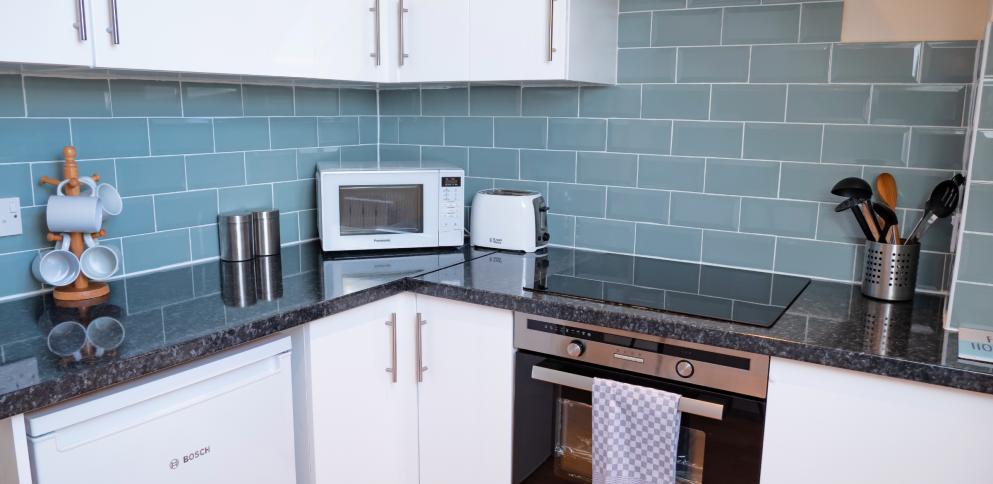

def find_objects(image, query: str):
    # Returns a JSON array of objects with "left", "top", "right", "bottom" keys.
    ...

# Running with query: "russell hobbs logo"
[
  {"left": 373, "top": 238, "right": 391, "bottom": 243},
  {"left": 170, "top": 446, "right": 210, "bottom": 470},
  {"left": 488, "top": 237, "right": 503, "bottom": 245}
]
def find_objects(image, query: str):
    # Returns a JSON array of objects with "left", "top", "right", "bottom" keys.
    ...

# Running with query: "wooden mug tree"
[{"left": 38, "top": 146, "right": 110, "bottom": 301}]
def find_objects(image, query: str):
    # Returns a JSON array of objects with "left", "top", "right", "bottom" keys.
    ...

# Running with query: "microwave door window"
[{"left": 339, "top": 185, "right": 424, "bottom": 236}]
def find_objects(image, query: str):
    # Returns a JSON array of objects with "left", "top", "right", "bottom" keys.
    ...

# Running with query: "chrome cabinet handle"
[
  {"left": 398, "top": 0, "right": 409, "bottom": 66},
  {"left": 385, "top": 313, "right": 397, "bottom": 383},
  {"left": 75, "top": 0, "right": 88, "bottom": 42},
  {"left": 546, "top": 0, "right": 556, "bottom": 62},
  {"left": 107, "top": 0, "right": 120, "bottom": 45},
  {"left": 369, "top": 0, "right": 381, "bottom": 65},
  {"left": 415, "top": 313, "right": 427, "bottom": 382}
]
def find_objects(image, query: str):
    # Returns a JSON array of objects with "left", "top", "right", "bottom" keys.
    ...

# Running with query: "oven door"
[
  {"left": 320, "top": 171, "right": 440, "bottom": 251},
  {"left": 513, "top": 352, "right": 765, "bottom": 484}
]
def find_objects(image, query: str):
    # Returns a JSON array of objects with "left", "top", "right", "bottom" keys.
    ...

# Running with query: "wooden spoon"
[{"left": 875, "top": 173, "right": 900, "bottom": 243}]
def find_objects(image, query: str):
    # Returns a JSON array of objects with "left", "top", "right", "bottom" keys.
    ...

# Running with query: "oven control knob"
[
  {"left": 675, "top": 360, "right": 694, "bottom": 378},
  {"left": 566, "top": 340, "right": 585, "bottom": 357}
]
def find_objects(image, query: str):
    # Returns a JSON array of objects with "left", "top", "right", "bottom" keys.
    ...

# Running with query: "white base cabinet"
[
  {"left": 762, "top": 357, "right": 993, "bottom": 484},
  {"left": 0, "top": 415, "right": 31, "bottom": 484}
]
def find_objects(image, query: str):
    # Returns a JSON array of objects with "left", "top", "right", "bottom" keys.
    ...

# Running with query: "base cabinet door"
[
  {"left": 0, "top": 0, "right": 93, "bottom": 67},
  {"left": 415, "top": 295, "right": 514, "bottom": 484}
]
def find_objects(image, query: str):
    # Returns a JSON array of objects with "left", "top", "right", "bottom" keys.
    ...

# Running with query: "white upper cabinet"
[
  {"left": 469, "top": 0, "right": 618, "bottom": 84},
  {"left": 323, "top": 0, "right": 392, "bottom": 83},
  {"left": 392, "top": 0, "right": 470, "bottom": 83},
  {"left": 0, "top": 0, "right": 94, "bottom": 67}
]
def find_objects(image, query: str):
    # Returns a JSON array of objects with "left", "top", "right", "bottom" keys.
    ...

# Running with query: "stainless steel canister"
[
  {"left": 253, "top": 210, "right": 281, "bottom": 256},
  {"left": 861, "top": 240, "right": 920, "bottom": 302},
  {"left": 218, "top": 213, "right": 255, "bottom": 261}
]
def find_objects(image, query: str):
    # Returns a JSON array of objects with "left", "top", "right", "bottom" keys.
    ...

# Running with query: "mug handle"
[
  {"left": 56, "top": 177, "right": 98, "bottom": 197},
  {"left": 83, "top": 233, "right": 98, "bottom": 249},
  {"left": 59, "top": 233, "right": 73, "bottom": 252}
]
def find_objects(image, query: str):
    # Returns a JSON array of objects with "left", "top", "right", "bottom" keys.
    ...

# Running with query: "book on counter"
[{"left": 958, "top": 328, "right": 993, "bottom": 364}]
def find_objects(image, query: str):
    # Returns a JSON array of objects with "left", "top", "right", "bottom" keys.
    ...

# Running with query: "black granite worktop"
[{"left": 1, "top": 243, "right": 991, "bottom": 420}]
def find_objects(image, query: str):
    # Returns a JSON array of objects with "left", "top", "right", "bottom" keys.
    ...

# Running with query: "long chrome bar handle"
[
  {"left": 369, "top": 0, "right": 381, "bottom": 65},
  {"left": 546, "top": 0, "right": 556, "bottom": 62},
  {"left": 415, "top": 313, "right": 427, "bottom": 382},
  {"left": 398, "top": 0, "right": 409, "bottom": 66},
  {"left": 76, "top": 0, "right": 88, "bottom": 42},
  {"left": 108, "top": 0, "right": 121, "bottom": 45},
  {"left": 385, "top": 313, "right": 397, "bottom": 383}
]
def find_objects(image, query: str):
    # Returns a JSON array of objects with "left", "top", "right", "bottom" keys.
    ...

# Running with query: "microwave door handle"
[{"left": 530, "top": 365, "right": 725, "bottom": 421}]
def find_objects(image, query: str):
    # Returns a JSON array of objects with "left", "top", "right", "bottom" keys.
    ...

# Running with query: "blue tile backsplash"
[{"left": 0, "top": 0, "right": 979, "bottom": 300}]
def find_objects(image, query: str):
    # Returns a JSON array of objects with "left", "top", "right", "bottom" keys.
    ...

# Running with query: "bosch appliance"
[
  {"left": 317, "top": 166, "right": 464, "bottom": 252},
  {"left": 470, "top": 189, "right": 549, "bottom": 252}
]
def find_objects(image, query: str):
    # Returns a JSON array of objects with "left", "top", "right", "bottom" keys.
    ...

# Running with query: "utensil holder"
[{"left": 861, "top": 240, "right": 920, "bottom": 302}]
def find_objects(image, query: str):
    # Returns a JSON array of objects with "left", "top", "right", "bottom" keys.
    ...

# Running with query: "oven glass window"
[{"left": 339, "top": 185, "right": 424, "bottom": 236}]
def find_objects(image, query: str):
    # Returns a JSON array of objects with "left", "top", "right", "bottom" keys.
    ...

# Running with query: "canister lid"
[
  {"left": 218, "top": 212, "right": 254, "bottom": 225},
  {"left": 252, "top": 209, "right": 280, "bottom": 222}
]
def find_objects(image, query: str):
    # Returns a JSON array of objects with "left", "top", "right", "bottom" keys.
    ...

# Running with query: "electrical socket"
[{"left": 0, "top": 197, "right": 23, "bottom": 237}]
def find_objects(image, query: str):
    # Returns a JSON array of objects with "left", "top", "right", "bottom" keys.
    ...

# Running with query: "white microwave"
[{"left": 316, "top": 166, "right": 465, "bottom": 252}]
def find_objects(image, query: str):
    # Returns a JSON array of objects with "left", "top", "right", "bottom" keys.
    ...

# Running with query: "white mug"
[
  {"left": 97, "top": 183, "right": 123, "bottom": 217},
  {"left": 31, "top": 234, "right": 81, "bottom": 287},
  {"left": 80, "top": 234, "right": 120, "bottom": 281},
  {"left": 48, "top": 176, "right": 104, "bottom": 234}
]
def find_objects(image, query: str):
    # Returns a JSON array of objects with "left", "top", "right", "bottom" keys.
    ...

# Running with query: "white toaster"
[{"left": 470, "top": 189, "right": 549, "bottom": 252}]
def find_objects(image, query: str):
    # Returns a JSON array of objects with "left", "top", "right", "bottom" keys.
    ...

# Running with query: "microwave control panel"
[{"left": 439, "top": 171, "right": 465, "bottom": 246}]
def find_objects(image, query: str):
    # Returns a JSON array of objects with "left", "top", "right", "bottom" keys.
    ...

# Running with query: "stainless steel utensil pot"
[{"left": 861, "top": 240, "right": 920, "bottom": 301}]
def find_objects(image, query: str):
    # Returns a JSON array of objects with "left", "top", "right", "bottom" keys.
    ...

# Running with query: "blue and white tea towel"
[{"left": 592, "top": 378, "right": 682, "bottom": 484}]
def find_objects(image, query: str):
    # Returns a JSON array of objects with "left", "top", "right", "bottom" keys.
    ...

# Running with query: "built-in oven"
[{"left": 513, "top": 313, "right": 769, "bottom": 484}]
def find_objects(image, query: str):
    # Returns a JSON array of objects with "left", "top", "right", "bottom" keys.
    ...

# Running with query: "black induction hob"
[{"left": 524, "top": 248, "right": 811, "bottom": 328}]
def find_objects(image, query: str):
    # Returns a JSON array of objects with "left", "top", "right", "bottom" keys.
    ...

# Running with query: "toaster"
[{"left": 470, "top": 189, "right": 549, "bottom": 252}]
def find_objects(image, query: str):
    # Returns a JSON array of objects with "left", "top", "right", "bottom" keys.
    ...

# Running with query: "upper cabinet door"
[
  {"left": 0, "top": 0, "right": 93, "bottom": 67},
  {"left": 469, "top": 0, "right": 568, "bottom": 82},
  {"left": 393, "top": 0, "right": 470, "bottom": 83},
  {"left": 322, "top": 0, "right": 392, "bottom": 83}
]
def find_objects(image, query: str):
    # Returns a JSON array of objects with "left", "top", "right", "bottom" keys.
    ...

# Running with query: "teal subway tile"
[
  {"left": 987, "top": 37, "right": 993, "bottom": 78},
  {"left": 31, "top": 158, "right": 116, "bottom": 204},
  {"left": 816, "top": 202, "right": 866, "bottom": 244},
  {"left": 340, "top": 145, "right": 378, "bottom": 167},
  {"left": 275, "top": 179, "right": 316, "bottom": 212},
  {"left": 494, "top": 117, "right": 546, "bottom": 149},
  {"left": 379, "top": 116, "right": 399, "bottom": 143},
  {"left": 750, "top": 44, "right": 830, "bottom": 83},
  {"left": 799, "top": 2, "right": 843, "bottom": 43},
  {"left": 0, "top": 252, "right": 40, "bottom": 296},
  {"left": 318, "top": 116, "right": 360, "bottom": 146},
  {"left": 279, "top": 211, "right": 300, "bottom": 244},
  {"left": 548, "top": 183, "right": 606, "bottom": 217},
  {"left": 270, "top": 117, "right": 318, "bottom": 148},
  {"left": 340, "top": 89, "right": 377, "bottom": 115},
  {"left": 186, "top": 152, "right": 245, "bottom": 189},
  {"left": 677, "top": 46, "right": 750, "bottom": 83},
  {"left": 298, "top": 147, "right": 340, "bottom": 177},
  {"left": 577, "top": 152, "right": 637, "bottom": 186},
  {"left": 154, "top": 190, "right": 218, "bottom": 230},
  {"left": 921, "top": 41, "right": 977, "bottom": 83},
  {"left": 218, "top": 184, "right": 273, "bottom": 213},
  {"left": 468, "top": 148, "right": 518, "bottom": 179},
  {"left": 422, "top": 146, "right": 468, "bottom": 170},
  {"left": 360, "top": 116, "right": 378, "bottom": 144},
  {"left": 103, "top": 196, "right": 155, "bottom": 237},
  {"left": 743, "top": 123, "right": 822, "bottom": 162},
  {"left": 672, "top": 121, "right": 742, "bottom": 158},
  {"left": 73, "top": 118, "right": 150, "bottom": 159},
  {"left": 786, "top": 85, "right": 870, "bottom": 123},
  {"left": 245, "top": 150, "right": 297, "bottom": 183},
  {"left": 775, "top": 238, "right": 856, "bottom": 281},
  {"left": 181, "top": 82, "right": 243, "bottom": 116},
  {"left": 702, "top": 230, "right": 775, "bottom": 270},
  {"left": 494, "top": 179, "right": 547, "bottom": 194},
  {"left": 621, "top": 0, "right": 685, "bottom": 11},
  {"left": 965, "top": 183, "right": 993, "bottom": 233},
  {"left": 779, "top": 162, "right": 860, "bottom": 202},
  {"left": 981, "top": 82, "right": 993, "bottom": 129},
  {"left": 0, "top": 163, "right": 32, "bottom": 206},
  {"left": 294, "top": 87, "right": 339, "bottom": 116},
  {"left": 243, "top": 85, "right": 293, "bottom": 116},
  {"left": 464, "top": 177, "right": 494, "bottom": 207},
  {"left": 607, "top": 119, "right": 671, "bottom": 155},
  {"left": 951, "top": 282, "right": 993, "bottom": 329},
  {"left": 122, "top": 230, "right": 191, "bottom": 274},
  {"left": 870, "top": 85, "right": 966, "bottom": 127},
  {"left": 24, "top": 77, "right": 110, "bottom": 117},
  {"left": 635, "top": 224, "right": 702, "bottom": 261},
  {"left": 576, "top": 218, "right": 636, "bottom": 253},
  {"left": 0, "top": 119, "right": 69, "bottom": 162},
  {"left": 116, "top": 156, "right": 186, "bottom": 196},
  {"left": 711, "top": 85, "right": 787, "bottom": 122},
  {"left": 705, "top": 158, "right": 779, "bottom": 197},
  {"left": 670, "top": 192, "right": 739, "bottom": 230},
  {"left": 522, "top": 87, "right": 578, "bottom": 117},
  {"left": 0, "top": 75, "right": 24, "bottom": 116},
  {"left": 821, "top": 125, "right": 909, "bottom": 166},
  {"left": 299, "top": 209, "right": 318, "bottom": 239},
  {"left": 109, "top": 79, "right": 181, "bottom": 116},
  {"left": 639, "top": 155, "right": 705, "bottom": 192},
  {"left": 470, "top": 86, "right": 521, "bottom": 116},
  {"left": 380, "top": 145, "right": 420, "bottom": 166},
  {"left": 422, "top": 88, "right": 468, "bottom": 116},
  {"left": 580, "top": 85, "right": 641, "bottom": 118},
  {"left": 618, "top": 48, "right": 677, "bottom": 83},
  {"left": 652, "top": 9, "right": 722, "bottom": 47},
  {"left": 909, "top": 128, "right": 966, "bottom": 170},
  {"left": 380, "top": 89, "right": 420, "bottom": 115},
  {"left": 190, "top": 225, "right": 220, "bottom": 260},
  {"left": 445, "top": 117, "right": 494, "bottom": 147},
  {"left": 642, "top": 84, "right": 710, "bottom": 120},
  {"left": 548, "top": 118, "right": 606, "bottom": 151},
  {"left": 399, "top": 117, "right": 444, "bottom": 145},
  {"left": 148, "top": 118, "right": 213, "bottom": 155},
  {"left": 688, "top": 0, "right": 758, "bottom": 5},
  {"left": 521, "top": 150, "right": 575, "bottom": 182},
  {"left": 722, "top": 5, "right": 799, "bottom": 45},
  {"left": 619, "top": 12, "right": 652, "bottom": 48},
  {"left": 0, "top": 206, "right": 44, "bottom": 251},
  {"left": 606, "top": 187, "right": 669, "bottom": 223},
  {"left": 740, "top": 197, "right": 818, "bottom": 238},
  {"left": 831, "top": 43, "right": 921, "bottom": 83},
  {"left": 214, "top": 117, "right": 269, "bottom": 152},
  {"left": 548, "top": 214, "right": 575, "bottom": 246},
  {"left": 915, "top": 251, "right": 945, "bottom": 292}
]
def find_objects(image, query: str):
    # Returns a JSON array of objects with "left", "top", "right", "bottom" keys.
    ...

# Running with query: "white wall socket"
[{"left": 0, "top": 197, "right": 23, "bottom": 237}]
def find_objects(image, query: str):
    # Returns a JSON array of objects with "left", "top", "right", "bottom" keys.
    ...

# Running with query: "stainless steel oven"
[{"left": 513, "top": 313, "right": 769, "bottom": 484}]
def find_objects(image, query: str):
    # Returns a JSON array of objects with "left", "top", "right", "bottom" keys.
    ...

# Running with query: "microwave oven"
[{"left": 316, "top": 166, "right": 465, "bottom": 252}]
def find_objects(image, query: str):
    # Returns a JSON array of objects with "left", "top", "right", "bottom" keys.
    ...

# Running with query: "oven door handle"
[{"left": 531, "top": 365, "right": 725, "bottom": 421}]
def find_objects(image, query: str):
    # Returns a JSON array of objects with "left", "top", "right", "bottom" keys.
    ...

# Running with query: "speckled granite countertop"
[{"left": 1, "top": 242, "right": 991, "bottom": 420}]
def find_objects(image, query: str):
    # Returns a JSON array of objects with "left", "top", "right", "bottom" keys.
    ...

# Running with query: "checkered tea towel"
[{"left": 592, "top": 377, "right": 682, "bottom": 484}]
